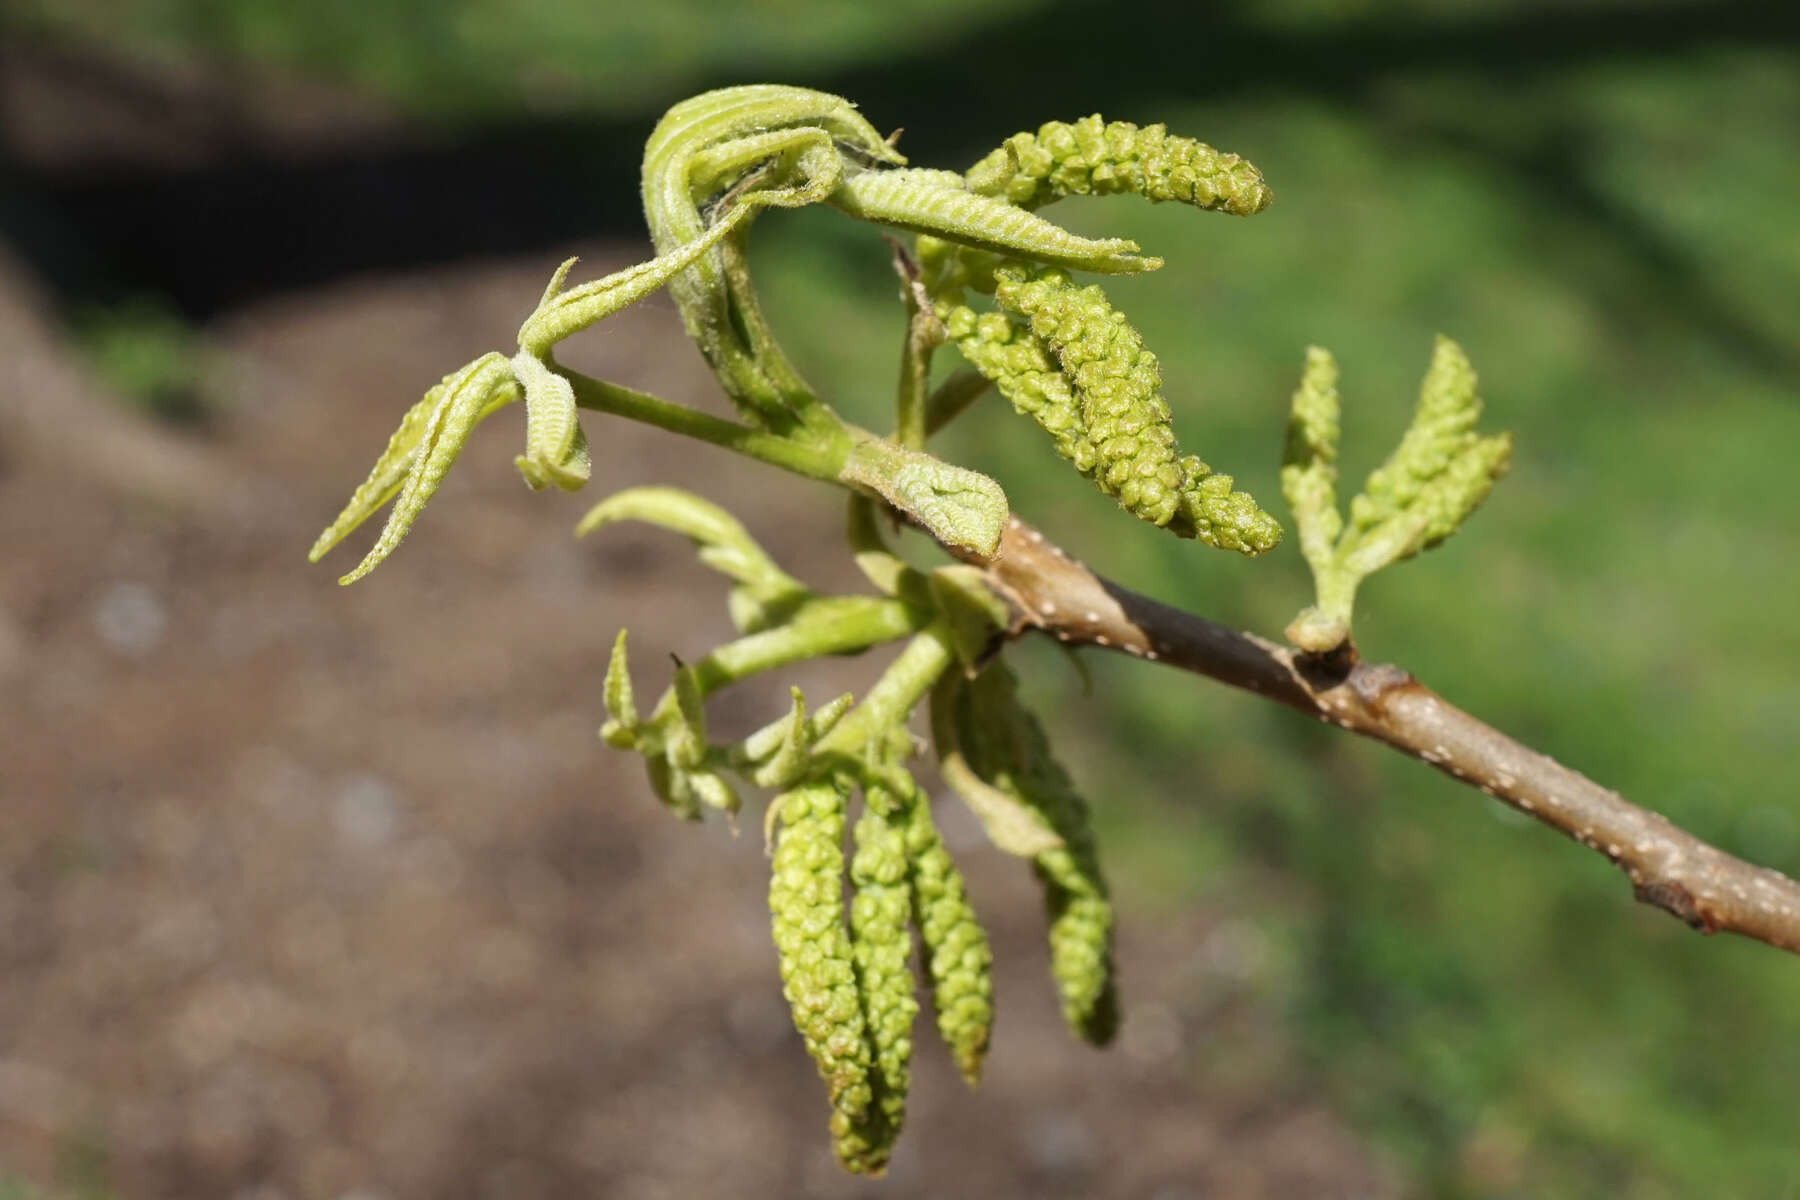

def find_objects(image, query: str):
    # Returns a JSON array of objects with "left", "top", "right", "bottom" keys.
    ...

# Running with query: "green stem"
[
  {"left": 717, "top": 232, "right": 837, "bottom": 438},
  {"left": 818, "top": 622, "right": 957, "bottom": 758},
  {"left": 563, "top": 366, "right": 850, "bottom": 481},
  {"left": 896, "top": 297, "right": 938, "bottom": 450},
  {"left": 563, "top": 364, "right": 1004, "bottom": 557},
  {"left": 1314, "top": 566, "right": 1361, "bottom": 632},
  {"left": 925, "top": 369, "right": 991, "bottom": 436},
  {"left": 846, "top": 496, "right": 914, "bottom": 596},
  {"left": 690, "top": 596, "right": 926, "bottom": 695}
]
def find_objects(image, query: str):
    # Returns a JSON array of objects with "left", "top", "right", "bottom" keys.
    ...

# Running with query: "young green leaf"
[
  {"left": 734, "top": 687, "right": 854, "bottom": 791},
  {"left": 576, "top": 486, "right": 811, "bottom": 633},
  {"left": 308, "top": 358, "right": 519, "bottom": 574},
  {"left": 1283, "top": 337, "right": 1512, "bottom": 650},
  {"left": 839, "top": 435, "right": 1009, "bottom": 558},
  {"left": 669, "top": 662, "right": 709, "bottom": 770},
  {"left": 926, "top": 565, "right": 1011, "bottom": 668},
  {"left": 642, "top": 84, "right": 900, "bottom": 424},
  {"left": 600, "top": 630, "right": 638, "bottom": 748},
  {"left": 831, "top": 166, "right": 1159, "bottom": 275},
  {"left": 930, "top": 673, "right": 1065, "bottom": 859},
  {"left": 325, "top": 351, "right": 518, "bottom": 585},
  {"left": 510, "top": 349, "right": 590, "bottom": 492}
]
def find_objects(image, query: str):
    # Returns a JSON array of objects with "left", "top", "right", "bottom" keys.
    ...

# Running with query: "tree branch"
[{"left": 965, "top": 515, "right": 1800, "bottom": 957}]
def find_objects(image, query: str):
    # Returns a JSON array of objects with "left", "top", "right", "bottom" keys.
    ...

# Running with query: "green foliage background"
[{"left": 9, "top": 1, "right": 1796, "bottom": 1194}]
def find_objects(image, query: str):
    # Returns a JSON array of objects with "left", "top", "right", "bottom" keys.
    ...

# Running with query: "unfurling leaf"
[
  {"left": 1283, "top": 337, "right": 1511, "bottom": 650},
  {"left": 576, "top": 486, "right": 811, "bottom": 633},
  {"left": 830, "top": 166, "right": 1159, "bottom": 275},
  {"left": 926, "top": 565, "right": 1011, "bottom": 668},
  {"left": 314, "top": 351, "right": 518, "bottom": 585},
  {"left": 642, "top": 84, "right": 900, "bottom": 423},
  {"left": 735, "top": 687, "right": 854, "bottom": 790},
  {"left": 510, "top": 349, "right": 590, "bottom": 491},
  {"left": 930, "top": 673, "right": 1064, "bottom": 859},
  {"left": 839, "top": 435, "right": 1009, "bottom": 558},
  {"left": 601, "top": 630, "right": 639, "bottom": 748}
]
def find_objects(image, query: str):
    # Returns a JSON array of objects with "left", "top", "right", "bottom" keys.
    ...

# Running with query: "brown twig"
[{"left": 964, "top": 515, "right": 1800, "bottom": 956}]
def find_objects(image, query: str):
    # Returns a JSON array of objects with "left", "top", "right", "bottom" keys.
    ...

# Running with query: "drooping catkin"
[
  {"left": 904, "top": 793, "right": 995, "bottom": 1086},
  {"left": 995, "top": 265, "right": 1185, "bottom": 527},
  {"left": 965, "top": 115, "right": 1273, "bottom": 217},
  {"left": 839, "top": 800, "right": 920, "bottom": 1173},
  {"left": 944, "top": 265, "right": 1280, "bottom": 553},
  {"left": 960, "top": 664, "right": 1118, "bottom": 1045},
  {"left": 768, "top": 782, "right": 876, "bottom": 1147},
  {"left": 940, "top": 303, "right": 1087, "bottom": 466}
]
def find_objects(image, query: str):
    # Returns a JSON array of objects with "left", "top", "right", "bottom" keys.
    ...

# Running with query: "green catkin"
[
  {"left": 904, "top": 794, "right": 996, "bottom": 1086},
  {"left": 961, "top": 664, "right": 1118, "bottom": 1045},
  {"left": 996, "top": 265, "right": 1184, "bottom": 526},
  {"left": 945, "top": 265, "right": 1280, "bottom": 553},
  {"left": 965, "top": 115, "right": 1274, "bottom": 217},
  {"left": 840, "top": 800, "right": 920, "bottom": 1174},
  {"left": 768, "top": 782, "right": 876, "bottom": 1150}
]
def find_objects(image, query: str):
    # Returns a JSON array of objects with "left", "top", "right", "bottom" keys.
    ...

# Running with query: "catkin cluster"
[
  {"left": 945, "top": 265, "right": 1281, "bottom": 553},
  {"left": 965, "top": 114, "right": 1274, "bottom": 218},
  {"left": 768, "top": 774, "right": 999, "bottom": 1174}
]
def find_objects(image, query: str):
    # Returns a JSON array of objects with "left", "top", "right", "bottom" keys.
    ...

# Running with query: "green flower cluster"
[
  {"left": 842, "top": 798, "right": 919, "bottom": 1171},
  {"left": 768, "top": 770, "right": 1002, "bottom": 1174},
  {"left": 579, "top": 489, "right": 1007, "bottom": 1173},
  {"left": 769, "top": 782, "right": 878, "bottom": 1154},
  {"left": 965, "top": 114, "right": 1273, "bottom": 217},
  {"left": 903, "top": 788, "right": 996, "bottom": 1086},
  {"left": 938, "top": 663, "right": 1118, "bottom": 1045},
  {"left": 1343, "top": 337, "right": 1512, "bottom": 567},
  {"left": 945, "top": 265, "right": 1281, "bottom": 552}
]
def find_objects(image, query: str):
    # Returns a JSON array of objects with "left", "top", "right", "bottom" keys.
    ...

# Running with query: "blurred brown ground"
[{"left": 0, "top": 50, "right": 1388, "bottom": 1200}]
